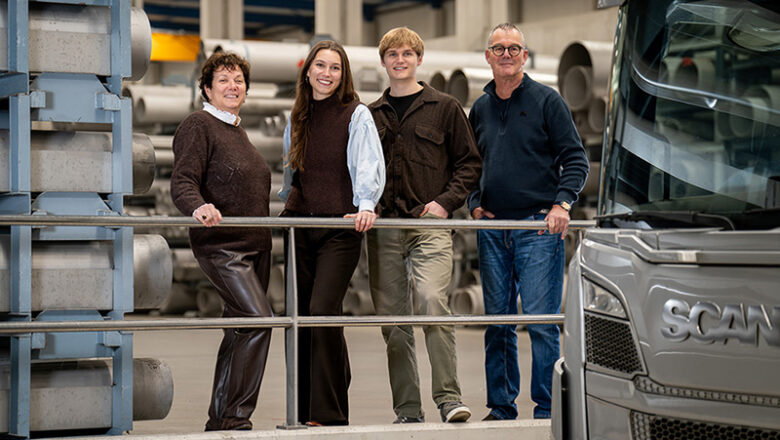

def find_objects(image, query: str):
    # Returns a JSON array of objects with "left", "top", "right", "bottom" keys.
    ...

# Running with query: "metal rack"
[{"left": 1, "top": 1, "right": 134, "bottom": 437}]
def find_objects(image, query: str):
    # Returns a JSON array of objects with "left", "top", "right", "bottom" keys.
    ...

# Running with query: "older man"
[{"left": 467, "top": 23, "right": 589, "bottom": 420}]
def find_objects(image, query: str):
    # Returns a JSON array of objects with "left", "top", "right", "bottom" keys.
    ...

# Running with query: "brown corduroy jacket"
[{"left": 368, "top": 82, "right": 481, "bottom": 218}]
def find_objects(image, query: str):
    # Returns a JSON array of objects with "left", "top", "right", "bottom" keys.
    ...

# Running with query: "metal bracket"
[
  {"left": 31, "top": 333, "right": 45, "bottom": 350},
  {"left": 101, "top": 331, "right": 122, "bottom": 348},
  {"left": 29, "top": 90, "right": 46, "bottom": 109},
  {"left": 97, "top": 93, "right": 121, "bottom": 111}
]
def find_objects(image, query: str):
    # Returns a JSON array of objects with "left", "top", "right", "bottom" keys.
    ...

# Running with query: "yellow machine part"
[{"left": 151, "top": 33, "right": 200, "bottom": 62}]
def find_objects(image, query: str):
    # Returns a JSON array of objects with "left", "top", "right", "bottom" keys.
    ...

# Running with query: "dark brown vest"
[{"left": 285, "top": 95, "right": 360, "bottom": 215}]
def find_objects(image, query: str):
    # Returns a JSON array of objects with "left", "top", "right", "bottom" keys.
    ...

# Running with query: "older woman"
[
  {"left": 170, "top": 52, "right": 271, "bottom": 431},
  {"left": 279, "top": 40, "right": 385, "bottom": 426}
]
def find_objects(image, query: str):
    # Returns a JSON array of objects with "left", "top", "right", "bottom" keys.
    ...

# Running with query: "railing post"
[{"left": 280, "top": 227, "right": 303, "bottom": 429}]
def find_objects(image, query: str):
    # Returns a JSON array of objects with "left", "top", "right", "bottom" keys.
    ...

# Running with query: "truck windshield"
[{"left": 599, "top": 0, "right": 780, "bottom": 229}]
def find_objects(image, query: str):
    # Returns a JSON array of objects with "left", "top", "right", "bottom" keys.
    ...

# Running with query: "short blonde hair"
[{"left": 378, "top": 27, "right": 424, "bottom": 59}]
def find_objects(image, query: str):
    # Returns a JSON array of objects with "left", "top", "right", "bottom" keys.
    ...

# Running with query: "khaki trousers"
[{"left": 367, "top": 221, "right": 462, "bottom": 419}]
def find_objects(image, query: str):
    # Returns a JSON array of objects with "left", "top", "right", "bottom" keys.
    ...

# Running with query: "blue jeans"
[{"left": 478, "top": 214, "right": 564, "bottom": 419}]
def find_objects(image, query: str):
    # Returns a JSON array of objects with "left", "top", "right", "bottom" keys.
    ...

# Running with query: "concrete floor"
[{"left": 130, "top": 324, "right": 538, "bottom": 435}]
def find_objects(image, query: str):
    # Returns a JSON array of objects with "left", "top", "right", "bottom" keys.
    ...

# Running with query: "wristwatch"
[{"left": 557, "top": 201, "right": 572, "bottom": 212}]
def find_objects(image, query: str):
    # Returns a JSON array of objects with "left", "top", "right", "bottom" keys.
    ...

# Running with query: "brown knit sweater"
[{"left": 170, "top": 110, "right": 272, "bottom": 256}]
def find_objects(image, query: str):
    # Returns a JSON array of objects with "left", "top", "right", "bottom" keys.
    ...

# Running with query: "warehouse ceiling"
[{"left": 143, "top": 0, "right": 443, "bottom": 37}]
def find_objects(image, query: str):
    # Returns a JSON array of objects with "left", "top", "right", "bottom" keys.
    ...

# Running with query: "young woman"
[{"left": 279, "top": 40, "right": 385, "bottom": 426}]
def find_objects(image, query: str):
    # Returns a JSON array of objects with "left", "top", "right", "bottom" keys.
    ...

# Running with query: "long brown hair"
[{"left": 287, "top": 40, "right": 359, "bottom": 171}]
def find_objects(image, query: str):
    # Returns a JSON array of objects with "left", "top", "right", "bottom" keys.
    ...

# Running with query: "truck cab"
[{"left": 552, "top": 0, "right": 780, "bottom": 438}]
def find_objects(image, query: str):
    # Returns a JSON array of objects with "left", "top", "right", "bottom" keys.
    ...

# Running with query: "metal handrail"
[
  {"left": 0, "top": 214, "right": 597, "bottom": 230},
  {"left": 1, "top": 213, "right": 583, "bottom": 429},
  {"left": 0, "top": 314, "right": 565, "bottom": 334}
]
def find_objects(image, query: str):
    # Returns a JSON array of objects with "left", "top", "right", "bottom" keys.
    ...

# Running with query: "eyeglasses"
[{"left": 488, "top": 45, "right": 525, "bottom": 57}]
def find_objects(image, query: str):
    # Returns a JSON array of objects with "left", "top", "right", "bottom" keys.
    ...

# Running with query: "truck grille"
[
  {"left": 584, "top": 313, "right": 643, "bottom": 374},
  {"left": 631, "top": 411, "right": 780, "bottom": 440},
  {"left": 634, "top": 376, "right": 780, "bottom": 408}
]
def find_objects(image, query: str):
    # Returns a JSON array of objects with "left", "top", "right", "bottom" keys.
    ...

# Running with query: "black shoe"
[
  {"left": 438, "top": 401, "right": 471, "bottom": 423},
  {"left": 393, "top": 415, "right": 425, "bottom": 423},
  {"left": 482, "top": 413, "right": 500, "bottom": 421}
]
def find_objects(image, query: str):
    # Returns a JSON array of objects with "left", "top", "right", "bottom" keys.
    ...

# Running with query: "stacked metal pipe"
[
  {"left": 555, "top": 41, "right": 613, "bottom": 198},
  {"left": 0, "top": 2, "right": 173, "bottom": 433},
  {"left": 0, "top": 359, "right": 172, "bottom": 432},
  {"left": 557, "top": 41, "right": 612, "bottom": 140}
]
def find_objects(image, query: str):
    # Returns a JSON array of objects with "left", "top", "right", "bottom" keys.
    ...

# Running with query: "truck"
[{"left": 551, "top": 0, "right": 780, "bottom": 438}]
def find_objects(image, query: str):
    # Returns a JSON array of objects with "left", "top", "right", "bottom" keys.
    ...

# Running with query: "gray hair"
[{"left": 487, "top": 23, "right": 525, "bottom": 47}]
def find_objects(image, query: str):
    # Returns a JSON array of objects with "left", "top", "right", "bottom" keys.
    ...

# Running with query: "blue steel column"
[
  {"left": 107, "top": 0, "right": 134, "bottom": 434},
  {"left": 7, "top": 1, "right": 32, "bottom": 437}
]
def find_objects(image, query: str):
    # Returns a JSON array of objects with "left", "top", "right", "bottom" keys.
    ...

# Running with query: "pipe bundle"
[{"left": 557, "top": 41, "right": 612, "bottom": 138}]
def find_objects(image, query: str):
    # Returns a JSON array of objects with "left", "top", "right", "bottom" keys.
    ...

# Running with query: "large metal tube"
[
  {"left": 137, "top": 94, "right": 193, "bottom": 125},
  {"left": 0, "top": 2, "right": 151, "bottom": 80},
  {"left": 241, "top": 96, "right": 296, "bottom": 115},
  {"left": 123, "top": 85, "right": 194, "bottom": 125},
  {"left": 587, "top": 96, "right": 608, "bottom": 134},
  {"left": 133, "top": 132, "right": 156, "bottom": 195},
  {"left": 132, "top": 358, "right": 174, "bottom": 421},
  {"left": 0, "top": 130, "right": 155, "bottom": 195},
  {"left": 0, "top": 358, "right": 172, "bottom": 433},
  {"left": 130, "top": 7, "right": 153, "bottom": 81},
  {"left": 0, "top": 234, "right": 171, "bottom": 312},
  {"left": 134, "top": 235, "right": 174, "bottom": 310},
  {"left": 159, "top": 282, "right": 198, "bottom": 315},
  {"left": 449, "top": 285, "right": 484, "bottom": 316},
  {"left": 447, "top": 68, "right": 490, "bottom": 107},
  {"left": 430, "top": 70, "right": 452, "bottom": 92},
  {"left": 557, "top": 41, "right": 612, "bottom": 111},
  {"left": 202, "top": 39, "right": 310, "bottom": 83},
  {"left": 562, "top": 66, "right": 593, "bottom": 111}
]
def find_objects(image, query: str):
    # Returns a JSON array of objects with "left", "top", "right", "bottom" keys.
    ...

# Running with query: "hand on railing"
[
  {"left": 192, "top": 203, "right": 223, "bottom": 227},
  {"left": 344, "top": 210, "right": 377, "bottom": 232}
]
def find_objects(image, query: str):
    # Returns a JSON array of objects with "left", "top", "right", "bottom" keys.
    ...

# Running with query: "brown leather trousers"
[{"left": 196, "top": 249, "right": 272, "bottom": 431}]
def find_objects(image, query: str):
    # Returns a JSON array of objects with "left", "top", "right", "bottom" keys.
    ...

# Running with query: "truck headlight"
[{"left": 583, "top": 278, "right": 627, "bottom": 319}]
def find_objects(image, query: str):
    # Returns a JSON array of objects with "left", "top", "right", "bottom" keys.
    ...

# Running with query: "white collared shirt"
[
  {"left": 203, "top": 101, "right": 241, "bottom": 126},
  {"left": 279, "top": 104, "right": 386, "bottom": 212}
]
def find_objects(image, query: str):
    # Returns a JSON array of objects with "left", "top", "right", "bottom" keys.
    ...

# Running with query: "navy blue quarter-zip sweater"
[{"left": 467, "top": 74, "right": 589, "bottom": 219}]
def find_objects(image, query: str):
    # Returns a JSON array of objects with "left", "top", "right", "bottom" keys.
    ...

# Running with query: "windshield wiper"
[
  {"left": 597, "top": 211, "right": 736, "bottom": 230},
  {"left": 731, "top": 207, "right": 780, "bottom": 230}
]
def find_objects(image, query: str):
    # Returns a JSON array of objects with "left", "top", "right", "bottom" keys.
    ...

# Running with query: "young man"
[
  {"left": 467, "top": 23, "right": 589, "bottom": 420},
  {"left": 367, "top": 27, "right": 481, "bottom": 424}
]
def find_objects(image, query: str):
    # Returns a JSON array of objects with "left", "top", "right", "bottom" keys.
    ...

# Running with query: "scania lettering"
[
  {"left": 661, "top": 299, "right": 780, "bottom": 346},
  {"left": 551, "top": 0, "right": 780, "bottom": 438}
]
